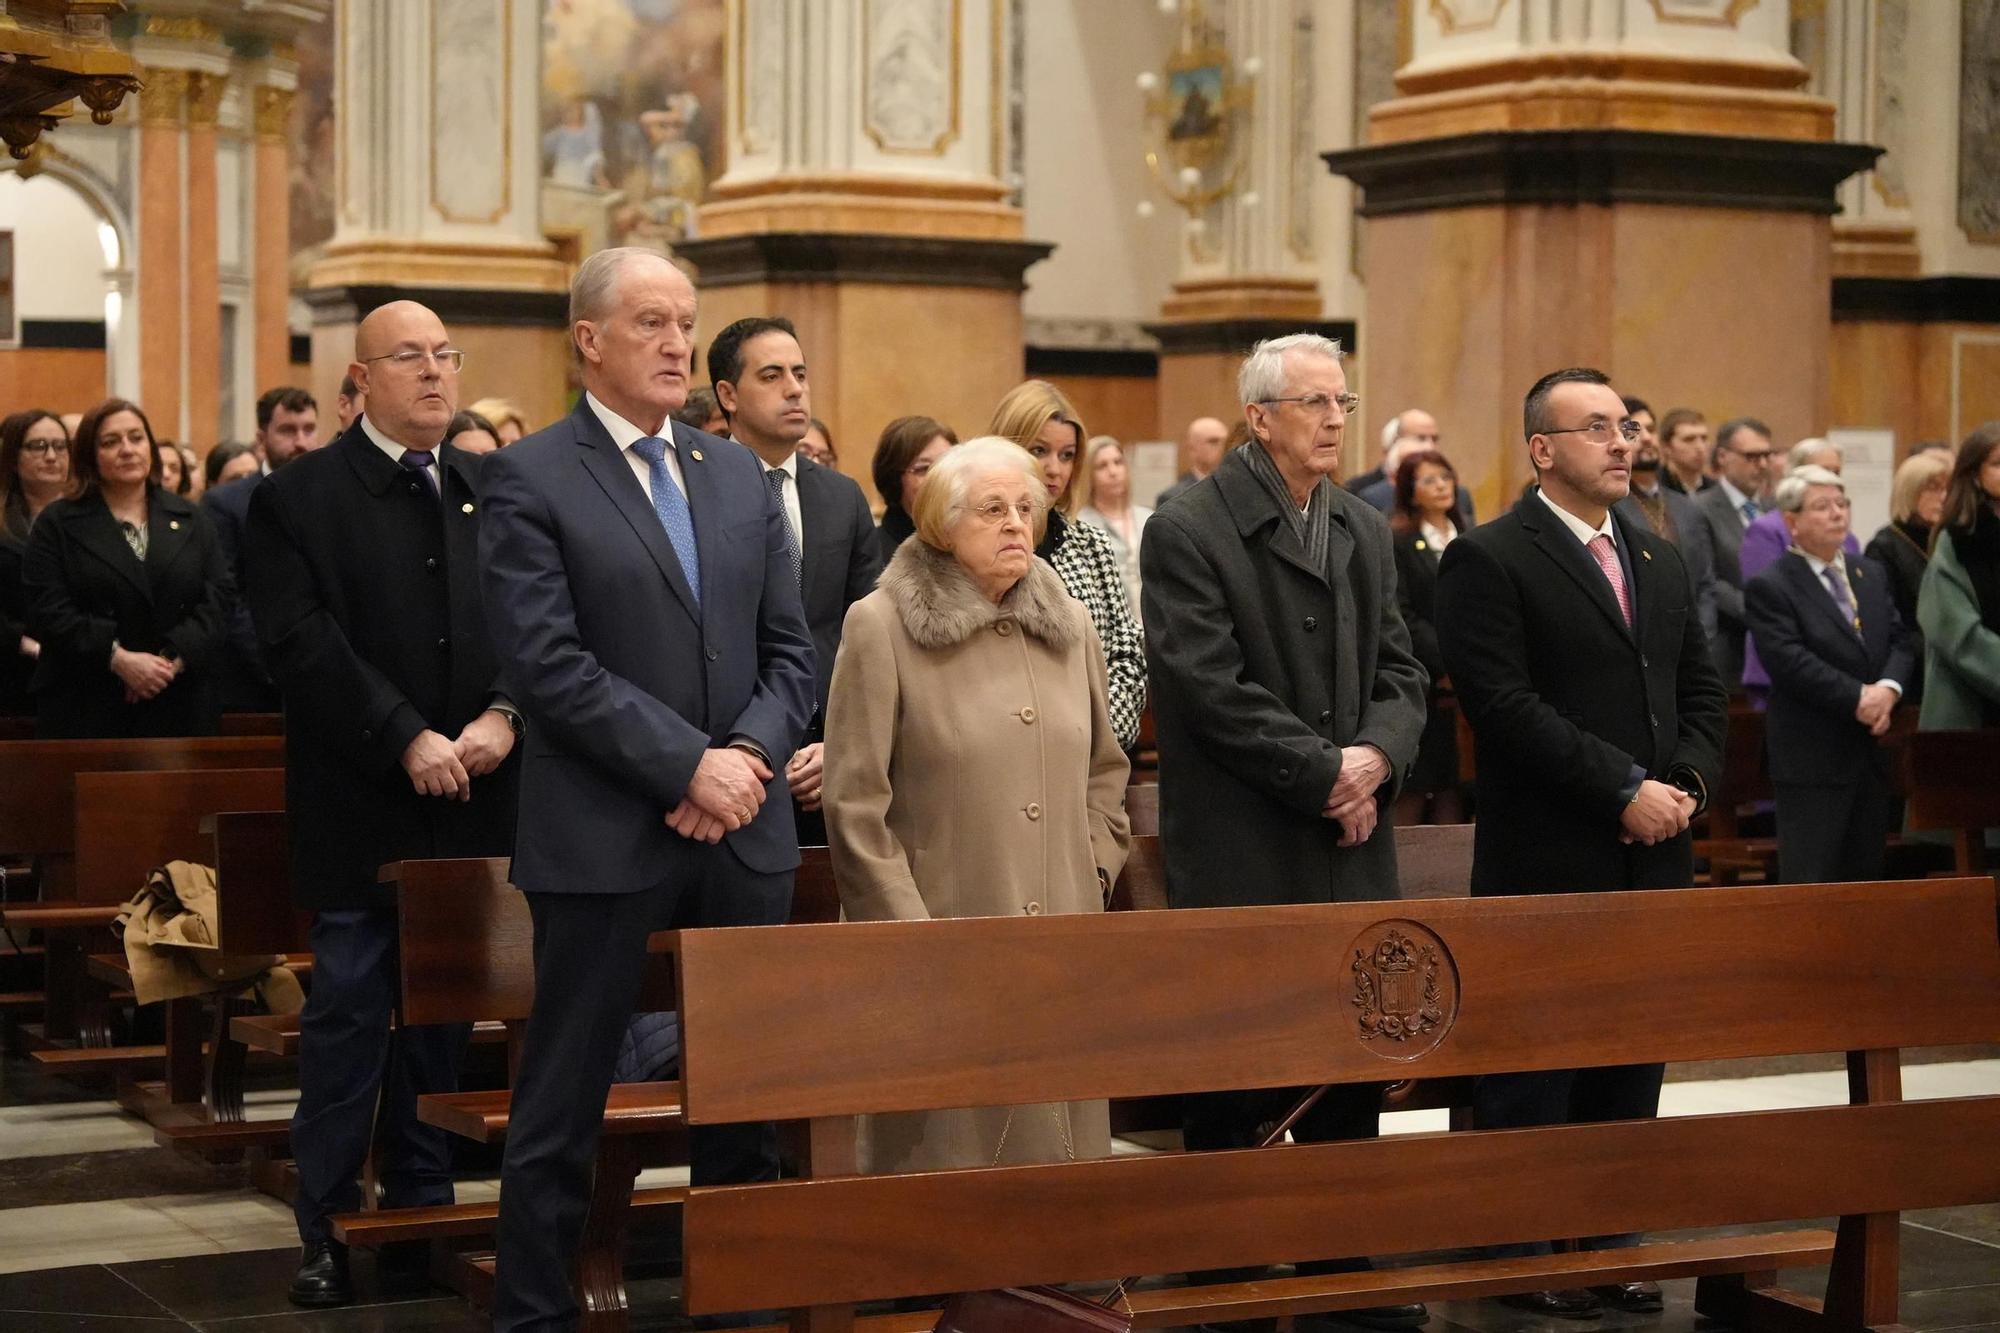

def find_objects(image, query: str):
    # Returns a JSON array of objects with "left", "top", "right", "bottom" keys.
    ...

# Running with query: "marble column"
[
  {"left": 133, "top": 66, "right": 186, "bottom": 437},
  {"left": 1144, "top": 0, "right": 1352, "bottom": 450},
  {"left": 1326, "top": 0, "right": 1878, "bottom": 519},
  {"left": 305, "top": 0, "right": 569, "bottom": 427},
  {"left": 676, "top": 0, "right": 1049, "bottom": 501},
  {"left": 249, "top": 70, "right": 295, "bottom": 396},
  {"left": 182, "top": 69, "right": 225, "bottom": 449}
]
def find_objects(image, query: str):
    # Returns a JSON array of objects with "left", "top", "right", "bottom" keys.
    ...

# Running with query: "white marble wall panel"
[
  {"left": 216, "top": 138, "right": 247, "bottom": 271},
  {"left": 432, "top": 0, "right": 509, "bottom": 224}
]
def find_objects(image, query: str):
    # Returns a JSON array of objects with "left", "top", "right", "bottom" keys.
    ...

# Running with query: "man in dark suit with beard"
[
  {"left": 479, "top": 248, "right": 815, "bottom": 1333},
  {"left": 243, "top": 302, "right": 520, "bottom": 1308},
  {"left": 1436, "top": 367, "right": 1727, "bottom": 1320},
  {"left": 1745, "top": 464, "right": 1913, "bottom": 884}
]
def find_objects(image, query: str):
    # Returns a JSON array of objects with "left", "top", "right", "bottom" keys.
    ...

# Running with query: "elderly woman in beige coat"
[{"left": 824, "top": 436, "right": 1131, "bottom": 1174}]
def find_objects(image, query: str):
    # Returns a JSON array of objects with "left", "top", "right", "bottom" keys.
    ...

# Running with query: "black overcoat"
[
  {"left": 1435, "top": 496, "right": 1728, "bottom": 895},
  {"left": 243, "top": 425, "right": 518, "bottom": 910},
  {"left": 1139, "top": 449, "right": 1429, "bottom": 908},
  {"left": 22, "top": 487, "right": 229, "bottom": 738}
]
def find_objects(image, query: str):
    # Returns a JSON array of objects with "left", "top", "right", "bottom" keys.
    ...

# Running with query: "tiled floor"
[{"left": 3, "top": 1051, "right": 1996, "bottom": 1331}]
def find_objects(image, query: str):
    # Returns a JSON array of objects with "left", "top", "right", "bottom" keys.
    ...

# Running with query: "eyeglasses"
[
  {"left": 363, "top": 348, "right": 466, "bottom": 373},
  {"left": 1544, "top": 420, "right": 1643, "bottom": 444},
  {"left": 19, "top": 439, "right": 65, "bottom": 455},
  {"left": 1259, "top": 392, "right": 1359, "bottom": 417},
  {"left": 969, "top": 499, "right": 1038, "bottom": 526},
  {"left": 1728, "top": 446, "right": 1775, "bottom": 463}
]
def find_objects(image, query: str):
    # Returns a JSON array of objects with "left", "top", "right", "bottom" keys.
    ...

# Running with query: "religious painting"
[
  {"left": 1166, "top": 65, "right": 1224, "bottom": 143},
  {"left": 541, "top": 0, "right": 727, "bottom": 259}
]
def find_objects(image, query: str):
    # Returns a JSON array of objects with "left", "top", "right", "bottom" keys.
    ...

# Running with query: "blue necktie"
[
  {"left": 766, "top": 468, "right": 803, "bottom": 589},
  {"left": 630, "top": 435, "right": 700, "bottom": 606},
  {"left": 401, "top": 449, "right": 438, "bottom": 498},
  {"left": 1740, "top": 499, "right": 1760, "bottom": 525}
]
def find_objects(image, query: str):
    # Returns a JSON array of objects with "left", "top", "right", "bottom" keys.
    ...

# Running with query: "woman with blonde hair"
[
  {"left": 1865, "top": 448, "right": 1950, "bottom": 705},
  {"left": 1077, "top": 434, "right": 1150, "bottom": 617},
  {"left": 989, "top": 381, "right": 1146, "bottom": 748},
  {"left": 465, "top": 397, "right": 528, "bottom": 445},
  {"left": 824, "top": 436, "right": 1129, "bottom": 1172}
]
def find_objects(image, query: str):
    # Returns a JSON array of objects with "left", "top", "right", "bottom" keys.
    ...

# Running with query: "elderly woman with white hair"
[
  {"left": 1744, "top": 464, "right": 1913, "bottom": 883},
  {"left": 823, "top": 435, "right": 1131, "bottom": 1173}
]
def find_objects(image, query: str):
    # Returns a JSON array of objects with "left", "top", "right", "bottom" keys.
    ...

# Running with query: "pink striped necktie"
[{"left": 1587, "top": 533, "right": 1633, "bottom": 628}]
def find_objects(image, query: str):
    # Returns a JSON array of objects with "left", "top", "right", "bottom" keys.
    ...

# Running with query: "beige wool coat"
[{"left": 824, "top": 537, "right": 1131, "bottom": 1173}]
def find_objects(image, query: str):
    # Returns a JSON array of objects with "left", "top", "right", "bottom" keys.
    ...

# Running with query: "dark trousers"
[
  {"left": 1472, "top": 1061, "right": 1666, "bottom": 1254},
  {"left": 1183, "top": 1082, "right": 1384, "bottom": 1276},
  {"left": 493, "top": 852, "right": 791, "bottom": 1333},
  {"left": 292, "top": 907, "right": 470, "bottom": 1247},
  {"left": 1776, "top": 772, "right": 1895, "bottom": 885}
]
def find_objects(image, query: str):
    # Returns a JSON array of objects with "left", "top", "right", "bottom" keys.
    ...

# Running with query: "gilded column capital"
[
  {"left": 253, "top": 85, "right": 295, "bottom": 141},
  {"left": 141, "top": 15, "right": 224, "bottom": 44},
  {"left": 186, "top": 70, "right": 229, "bottom": 126},
  {"left": 138, "top": 67, "right": 191, "bottom": 127}
]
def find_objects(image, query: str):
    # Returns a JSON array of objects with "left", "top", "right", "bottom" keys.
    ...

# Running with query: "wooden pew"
[
  {"left": 325, "top": 849, "right": 843, "bottom": 1318},
  {"left": 30, "top": 767, "right": 287, "bottom": 1113},
  {"left": 1691, "top": 704, "right": 1776, "bottom": 885},
  {"left": 0, "top": 735, "right": 284, "bottom": 1044},
  {"left": 1900, "top": 728, "right": 2000, "bottom": 873},
  {"left": 671, "top": 876, "right": 2000, "bottom": 1329}
]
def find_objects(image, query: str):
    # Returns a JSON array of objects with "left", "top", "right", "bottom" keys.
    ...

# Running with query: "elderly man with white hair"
[
  {"left": 1140, "top": 332, "right": 1429, "bottom": 1324},
  {"left": 1739, "top": 438, "right": 1863, "bottom": 699},
  {"left": 1745, "top": 463, "right": 1912, "bottom": 883}
]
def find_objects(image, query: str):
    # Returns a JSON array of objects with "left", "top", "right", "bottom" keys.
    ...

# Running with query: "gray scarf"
[{"left": 1239, "top": 440, "right": 1332, "bottom": 574}]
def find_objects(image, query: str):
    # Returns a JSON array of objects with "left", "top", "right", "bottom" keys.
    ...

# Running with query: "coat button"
[
  {"left": 706, "top": 648, "right": 719, "bottom": 661},
  {"left": 1303, "top": 617, "right": 1318, "bottom": 631},
  {"left": 426, "top": 557, "right": 439, "bottom": 572},
  {"left": 1023, "top": 901, "right": 1043, "bottom": 915},
  {"left": 1277, "top": 766, "right": 1291, "bottom": 781},
  {"left": 996, "top": 621, "right": 1013, "bottom": 636},
  {"left": 1025, "top": 803, "right": 1041, "bottom": 820},
  {"left": 361, "top": 728, "right": 372, "bottom": 742},
  {"left": 1319, "top": 710, "right": 1332, "bottom": 725},
  {"left": 1020, "top": 707, "right": 1037, "bottom": 724},
  {"left": 1640, "top": 653, "right": 1649, "bottom": 667},
  {"left": 436, "top": 637, "right": 449, "bottom": 650},
  {"left": 1650, "top": 713, "right": 1659, "bottom": 728}
]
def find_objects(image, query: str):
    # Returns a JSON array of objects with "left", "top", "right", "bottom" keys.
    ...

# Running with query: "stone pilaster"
[{"left": 305, "top": 0, "right": 570, "bottom": 427}]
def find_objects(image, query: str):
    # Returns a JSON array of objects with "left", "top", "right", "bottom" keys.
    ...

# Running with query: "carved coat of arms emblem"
[{"left": 1349, "top": 921, "right": 1457, "bottom": 1058}]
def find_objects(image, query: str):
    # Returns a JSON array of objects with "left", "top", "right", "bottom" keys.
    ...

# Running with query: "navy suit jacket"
[
  {"left": 1745, "top": 549, "right": 1913, "bottom": 788},
  {"left": 478, "top": 400, "right": 816, "bottom": 895}
]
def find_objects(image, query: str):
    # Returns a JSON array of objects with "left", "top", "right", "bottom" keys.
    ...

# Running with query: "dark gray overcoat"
[{"left": 1139, "top": 448, "right": 1429, "bottom": 907}]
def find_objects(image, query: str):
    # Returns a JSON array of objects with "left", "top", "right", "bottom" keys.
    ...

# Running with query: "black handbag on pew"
[{"left": 932, "top": 1084, "right": 1336, "bottom": 1333}]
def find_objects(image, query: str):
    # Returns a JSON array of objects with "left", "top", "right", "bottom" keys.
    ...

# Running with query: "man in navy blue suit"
[
  {"left": 479, "top": 247, "right": 815, "bottom": 1332},
  {"left": 1745, "top": 464, "right": 1913, "bottom": 884}
]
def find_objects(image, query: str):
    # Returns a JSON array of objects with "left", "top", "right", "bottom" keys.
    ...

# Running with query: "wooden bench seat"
[
  {"left": 417, "top": 1081, "right": 684, "bottom": 1145},
  {"left": 671, "top": 876, "right": 2000, "bottom": 1330},
  {"left": 228, "top": 1012, "right": 505, "bottom": 1058},
  {"left": 331, "top": 1184, "right": 688, "bottom": 1247}
]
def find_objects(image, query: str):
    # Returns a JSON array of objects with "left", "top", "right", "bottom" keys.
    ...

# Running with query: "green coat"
[{"left": 1916, "top": 531, "right": 2000, "bottom": 731}]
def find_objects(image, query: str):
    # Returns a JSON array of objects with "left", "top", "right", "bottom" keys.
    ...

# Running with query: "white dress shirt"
[
  {"left": 586, "top": 392, "right": 686, "bottom": 503},
  {"left": 360, "top": 413, "right": 439, "bottom": 493},
  {"left": 1537, "top": 487, "right": 1618, "bottom": 550},
  {"left": 1717, "top": 476, "right": 1758, "bottom": 526},
  {"left": 759, "top": 448, "right": 805, "bottom": 551}
]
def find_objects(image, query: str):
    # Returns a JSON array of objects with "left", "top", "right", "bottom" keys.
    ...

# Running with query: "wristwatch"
[{"left": 491, "top": 703, "right": 525, "bottom": 738}]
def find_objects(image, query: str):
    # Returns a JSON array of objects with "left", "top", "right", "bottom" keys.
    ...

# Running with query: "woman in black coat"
[
  {"left": 1389, "top": 448, "right": 1466, "bottom": 823},
  {"left": 22, "top": 398, "right": 230, "bottom": 738},
  {"left": 0, "top": 409, "right": 72, "bottom": 715},
  {"left": 1864, "top": 448, "right": 1950, "bottom": 707}
]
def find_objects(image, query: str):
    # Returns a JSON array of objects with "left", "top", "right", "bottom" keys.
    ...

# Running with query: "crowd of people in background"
[{"left": 3, "top": 246, "right": 1999, "bottom": 1323}]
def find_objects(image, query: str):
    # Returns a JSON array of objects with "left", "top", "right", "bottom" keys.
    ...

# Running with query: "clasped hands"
[
  {"left": 111, "top": 643, "right": 181, "bottom": 704},
  {"left": 400, "top": 710, "right": 517, "bottom": 800},
  {"left": 666, "top": 746, "right": 774, "bottom": 844},
  {"left": 1855, "top": 682, "right": 1896, "bottom": 738},
  {"left": 1618, "top": 778, "right": 1698, "bottom": 846},
  {"left": 1322, "top": 745, "right": 1390, "bottom": 848}
]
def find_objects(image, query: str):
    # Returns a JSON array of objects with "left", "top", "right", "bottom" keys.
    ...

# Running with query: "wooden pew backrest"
[
  {"left": 0, "top": 736, "right": 284, "bottom": 862},
  {"left": 73, "top": 768, "right": 284, "bottom": 906}
]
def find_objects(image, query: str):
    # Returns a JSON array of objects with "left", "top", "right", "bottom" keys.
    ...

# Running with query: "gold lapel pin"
[
  {"left": 1640, "top": 549, "right": 1652, "bottom": 561},
  {"left": 1415, "top": 540, "right": 1427, "bottom": 551},
  {"left": 168, "top": 519, "right": 180, "bottom": 531},
  {"left": 461, "top": 502, "right": 475, "bottom": 514},
  {"left": 690, "top": 449, "right": 704, "bottom": 462}
]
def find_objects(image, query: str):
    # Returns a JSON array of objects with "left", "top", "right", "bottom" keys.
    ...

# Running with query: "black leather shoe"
[
  {"left": 1330, "top": 1303, "right": 1430, "bottom": 1330},
  {"left": 1497, "top": 1289, "right": 1603, "bottom": 1320},
  {"left": 288, "top": 1241, "right": 353, "bottom": 1308},
  {"left": 1592, "top": 1282, "right": 1664, "bottom": 1313}
]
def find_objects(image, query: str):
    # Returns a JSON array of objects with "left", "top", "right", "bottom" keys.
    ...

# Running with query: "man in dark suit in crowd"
[
  {"left": 205, "top": 387, "right": 322, "bottom": 710},
  {"left": 1155, "top": 414, "right": 1229, "bottom": 507},
  {"left": 243, "top": 303, "right": 520, "bottom": 1307},
  {"left": 1616, "top": 395, "right": 1718, "bottom": 647},
  {"left": 1691, "top": 416, "right": 1777, "bottom": 687},
  {"left": 706, "top": 315, "right": 880, "bottom": 845},
  {"left": 1142, "top": 333, "right": 1430, "bottom": 1331},
  {"left": 1354, "top": 407, "right": 1477, "bottom": 530},
  {"left": 479, "top": 248, "right": 815, "bottom": 1333},
  {"left": 1437, "top": 367, "right": 1727, "bottom": 1320},
  {"left": 1745, "top": 464, "right": 1912, "bottom": 884}
]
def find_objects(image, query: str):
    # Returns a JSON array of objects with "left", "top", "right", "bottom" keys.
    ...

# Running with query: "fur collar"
[{"left": 879, "top": 537, "right": 1078, "bottom": 651}]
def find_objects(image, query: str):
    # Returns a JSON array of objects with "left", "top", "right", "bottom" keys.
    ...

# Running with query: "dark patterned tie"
[
  {"left": 400, "top": 450, "right": 438, "bottom": 498},
  {"left": 766, "top": 468, "right": 803, "bottom": 590}
]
